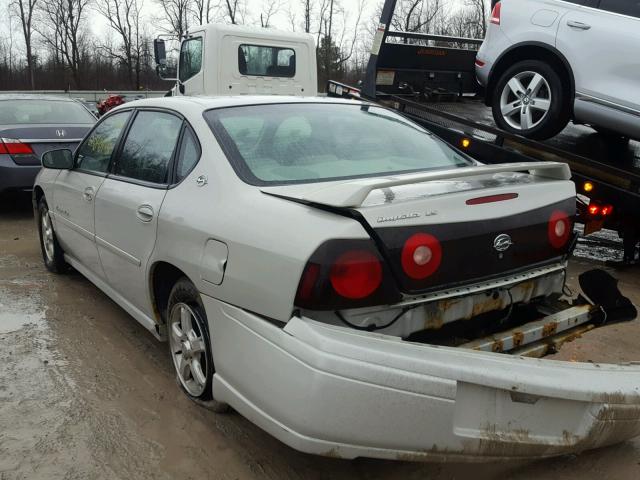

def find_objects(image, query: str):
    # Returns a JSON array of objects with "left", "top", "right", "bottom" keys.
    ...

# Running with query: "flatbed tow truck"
[{"left": 327, "top": 0, "right": 640, "bottom": 265}]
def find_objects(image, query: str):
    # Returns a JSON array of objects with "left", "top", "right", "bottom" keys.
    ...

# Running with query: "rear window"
[
  {"left": 0, "top": 99, "right": 95, "bottom": 125},
  {"left": 205, "top": 103, "right": 472, "bottom": 185},
  {"left": 238, "top": 45, "right": 296, "bottom": 77}
]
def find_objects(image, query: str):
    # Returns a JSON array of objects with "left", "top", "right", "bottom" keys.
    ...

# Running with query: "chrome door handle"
[
  {"left": 136, "top": 205, "right": 154, "bottom": 223},
  {"left": 83, "top": 187, "right": 94, "bottom": 202},
  {"left": 567, "top": 20, "right": 591, "bottom": 30}
]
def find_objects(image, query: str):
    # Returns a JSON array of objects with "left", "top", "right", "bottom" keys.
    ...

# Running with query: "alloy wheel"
[
  {"left": 499, "top": 71, "right": 552, "bottom": 131},
  {"left": 41, "top": 209, "right": 55, "bottom": 263},
  {"left": 169, "top": 302, "right": 209, "bottom": 397}
]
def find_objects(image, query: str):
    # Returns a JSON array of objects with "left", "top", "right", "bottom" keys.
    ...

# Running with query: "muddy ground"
[{"left": 1, "top": 194, "right": 639, "bottom": 480}]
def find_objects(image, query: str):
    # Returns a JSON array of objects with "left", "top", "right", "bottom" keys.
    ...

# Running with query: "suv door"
[
  {"left": 94, "top": 110, "right": 183, "bottom": 318},
  {"left": 177, "top": 35, "right": 204, "bottom": 95},
  {"left": 53, "top": 111, "right": 131, "bottom": 276},
  {"left": 557, "top": 1, "right": 640, "bottom": 113}
]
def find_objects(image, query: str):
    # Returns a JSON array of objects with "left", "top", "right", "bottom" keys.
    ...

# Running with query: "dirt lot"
[{"left": 1, "top": 194, "right": 639, "bottom": 480}]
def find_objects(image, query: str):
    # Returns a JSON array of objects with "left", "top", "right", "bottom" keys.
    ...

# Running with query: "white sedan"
[{"left": 34, "top": 96, "right": 640, "bottom": 461}]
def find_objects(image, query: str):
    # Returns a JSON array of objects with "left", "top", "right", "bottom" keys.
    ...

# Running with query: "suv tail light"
[
  {"left": 490, "top": 1, "right": 501, "bottom": 25},
  {"left": 0, "top": 138, "right": 34, "bottom": 155},
  {"left": 295, "top": 239, "right": 400, "bottom": 310},
  {"left": 548, "top": 210, "right": 572, "bottom": 249},
  {"left": 401, "top": 233, "right": 442, "bottom": 280}
]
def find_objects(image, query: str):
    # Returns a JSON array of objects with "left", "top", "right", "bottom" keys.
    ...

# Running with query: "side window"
[
  {"left": 76, "top": 111, "right": 131, "bottom": 173},
  {"left": 598, "top": 0, "right": 640, "bottom": 17},
  {"left": 238, "top": 45, "right": 296, "bottom": 77},
  {"left": 176, "top": 127, "right": 201, "bottom": 182},
  {"left": 179, "top": 37, "right": 203, "bottom": 83},
  {"left": 114, "top": 111, "right": 182, "bottom": 184}
]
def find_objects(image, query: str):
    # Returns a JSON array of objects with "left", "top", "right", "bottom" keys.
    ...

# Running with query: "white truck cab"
[{"left": 154, "top": 23, "right": 318, "bottom": 97}]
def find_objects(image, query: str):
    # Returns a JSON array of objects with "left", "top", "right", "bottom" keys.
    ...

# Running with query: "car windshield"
[
  {"left": 0, "top": 99, "right": 95, "bottom": 125},
  {"left": 204, "top": 103, "right": 472, "bottom": 185}
]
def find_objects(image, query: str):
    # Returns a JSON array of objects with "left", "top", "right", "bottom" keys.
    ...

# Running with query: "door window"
[
  {"left": 179, "top": 37, "right": 203, "bottom": 83},
  {"left": 175, "top": 127, "right": 201, "bottom": 182},
  {"left": 113, "top": 111, "right": 182, "bottom": 184},
  {"left": 76, "top": 111, "right": 131, "bottom": 173},
  {"left": 598, "top": 0, "right": 640, "bottom": 17}
]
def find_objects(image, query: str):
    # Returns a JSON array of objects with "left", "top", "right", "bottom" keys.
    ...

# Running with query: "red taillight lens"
[
  {"left": 588, "top": 204, "right": 600, "bottom": 216},
  {"left": 466, "top": 193, "right": 518, "bottom": 205},
  {"left": 329, "top": 250, "right": 383, "bottom": 300},
  {"left": 0, "top": 138, "right": 34, "bottom": 155},
  {"left": 601, "top": 204, "right": 614, "bottom": 216},
  {"left": 490, "top": 1, "right": 501, "bottom": 25},
  {"left": 548, "top": 210, "right": 571, "bottom": 249},
  {"left": 401, "top": 233, "right": 442, "bottom": 280},
  {"left": 296, "top": 263, "right": 320, "bottom": 302}
]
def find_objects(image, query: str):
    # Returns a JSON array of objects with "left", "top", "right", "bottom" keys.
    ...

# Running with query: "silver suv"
[{"left": 476, "top": 0, "right": 640, "bottom": 140}]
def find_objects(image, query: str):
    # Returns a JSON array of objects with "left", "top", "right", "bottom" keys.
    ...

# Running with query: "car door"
[
  {"left": 177, "top": 35, "right": 204, "bottom": 95},
  {"left": 556, "top": 0, "right": 640, "bottom": 112},
  {"left": 52, "top": 111, "right": 132, "bottom": 276},
  {"left": 94, "top": 109, "right": 183, "bottom": 316}
]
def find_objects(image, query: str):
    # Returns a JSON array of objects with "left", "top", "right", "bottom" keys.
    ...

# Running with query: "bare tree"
[
  {"left": 156, "top": 0, "right": 191, "bottom": 37},
  {"left": 218, "top": 0, "right": 245, "bottom": 24},
  {"left": 259, "top": 0, "right": 280, "bottom": 28},
  {"left": 37, "top": 0, "right": 91, "bottom": 88},
  {"left": 12, "top": 0, "right": 38, "bottom": 89},
  {"left": 300, "top": 0, "right": 312, "bottom": 33},
  {"left": 192, "top": 0, "right": 212, "bottom": 24},
  {"left": 95, "top": 0, "right": 144, "bottom": 89}
]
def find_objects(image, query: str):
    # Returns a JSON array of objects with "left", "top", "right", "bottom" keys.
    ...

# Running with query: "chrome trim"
[
  {"left": 19, "top": 138, "right": 83, "bottom": 143},
  {"left": 575, "top": 92, "right": 640, "bottom": 118},
  {"left": 51, "top": 211, "right": 95, "bottom": 241},
  {"left": 398, "top": 262, "right": 567, "bottom": 307},
  {"left": 95, "top": 236, "right": 141, "bottom": 267}
]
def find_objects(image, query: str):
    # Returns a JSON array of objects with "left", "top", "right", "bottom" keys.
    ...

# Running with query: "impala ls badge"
[
  {"left": 56, "top": 129, "right": 66, "bottom": 137},
  {"left": 493, "top": 234, "right": 513, "bottom": 252}
]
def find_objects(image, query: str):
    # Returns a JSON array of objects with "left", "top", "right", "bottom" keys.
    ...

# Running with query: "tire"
[
  {"left": 37, "top": 197, "right": 68, "bottom": 273},
  {"left": 167, "top": 277, "right": 229, "bottom": 412},
  {"left": 491, "top": 60, "right": 570, "bottom": 140}
]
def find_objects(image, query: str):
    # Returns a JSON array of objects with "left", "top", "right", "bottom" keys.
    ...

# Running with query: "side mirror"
[
  {"left": 154, "top": 39, "right": 167, "bottom": 67},
  {"left": 42, "top": 149, "right": 74, "bottom": 169}
]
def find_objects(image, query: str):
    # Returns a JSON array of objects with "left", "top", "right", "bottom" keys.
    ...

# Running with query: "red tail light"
[
  {"left": 601, "top": 204, "right": 614, "bottom": 216},
  {"left": 330, "top": 250, "right": 382, "bottom": 300},
  {"left": 0, "top": 137, "right": 34, "bottom": 155},
  {"left": 294, "top": 240, "right": 400, "bottom": 310},
  {"left": 466, "top": 193, "right": 518, "bottom": 205},
  {"left": 401, "top": 233, "right": 442, "bottom": 280},
  {"left": 0, "top": 138, "right": 33, "bottom": 155},
  {"left": 548, "top": 210, "right": 571, "bottom": 249},
  {"left": 588, "top": 204, "right": 600, "bottom": 216},
  {"left": 490, "top": 2, "right": 501, "bottom": 25}
]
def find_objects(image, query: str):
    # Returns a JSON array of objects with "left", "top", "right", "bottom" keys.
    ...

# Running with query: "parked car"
[
  {"left": 33, "top": 96, "right": 640, "bottom": 461},
  {"left": 0, "top": 94, "right": 96, "bottom": 196},
  {"left": 97, "top": 94, "right": 126, "bottom": 116},
  {"left": 476, "top": 0, "right": 640, "bottom": 140}
]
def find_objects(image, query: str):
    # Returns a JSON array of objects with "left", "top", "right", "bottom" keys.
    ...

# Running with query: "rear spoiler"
[{"left": 262, "top": 162, "right": 571, "bottom": 208}]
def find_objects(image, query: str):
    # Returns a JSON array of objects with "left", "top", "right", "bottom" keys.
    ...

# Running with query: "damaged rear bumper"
[{"left": 205, "top": 297, "right": 640, "bottom": 461}]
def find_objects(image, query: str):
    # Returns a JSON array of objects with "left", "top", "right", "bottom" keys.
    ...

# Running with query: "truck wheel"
[
  {"left": 492, "top": 60, "right": 569, "bottom": 140},
  {"left": 167, "top": 277, "right": 229, "bottom": 412},
  {"left": 37, "top": 198, "right": 68, "bottom": 273}
]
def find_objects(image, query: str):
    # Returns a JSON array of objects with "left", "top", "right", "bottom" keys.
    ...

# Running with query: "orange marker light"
[
  {"left": 583, "top": 182, "right": 594, "bottom": 193},
  {"left": 461, "top": 138, "right": 471, "bottom": 149}
]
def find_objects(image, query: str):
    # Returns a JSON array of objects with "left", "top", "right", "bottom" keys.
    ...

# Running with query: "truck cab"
[{"left": 154, "top": 24, "right": 317, "bottom": 97}]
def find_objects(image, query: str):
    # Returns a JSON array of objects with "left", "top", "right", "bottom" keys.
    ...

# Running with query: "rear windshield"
[
  {"left": 204, "top": 103, "right": 472, "bottom": 185},
  {"left": 0, "top": 99, "right": 96, "bottom": 125}
]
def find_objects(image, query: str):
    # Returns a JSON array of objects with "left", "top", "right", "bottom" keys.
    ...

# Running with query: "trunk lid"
[
  {"left": 263, "top": 162, "right": 576, "bottom": 295},
  {"left": 0, "top": 125, "right": 91, "bottom": 166}
]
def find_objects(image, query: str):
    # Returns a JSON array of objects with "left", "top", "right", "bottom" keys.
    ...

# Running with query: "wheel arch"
[
  {"left": 485, "top": 42, "right": 575, "bottom": 114},
  {"left": 149, "top": 261, "right": 195, "bottom": 331},
  {"left": 33, "top": 185, "right": 45, "bottom": 210}
]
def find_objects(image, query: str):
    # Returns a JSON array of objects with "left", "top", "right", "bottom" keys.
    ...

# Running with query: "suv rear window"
[
  {"left": 0, "top": 99, "right": 95, "bottom": 124},
  {"left": 205, "top": 103, "right": 471, "bottom": 186},
  {"left": 238, "top": 45, "right": 295, "bottom": 77}
]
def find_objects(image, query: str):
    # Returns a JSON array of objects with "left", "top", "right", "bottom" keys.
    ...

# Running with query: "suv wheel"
[
  {"left": 167, "top": 277, "right": 229, "bottom": 412},
  {"left": 37, "top": 198, "right": 68, "bottom": 273},
  {"left": 492, "top": 60, "right": 569, "bottom": 140}
]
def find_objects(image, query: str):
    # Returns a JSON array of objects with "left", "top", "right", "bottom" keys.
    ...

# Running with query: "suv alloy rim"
[
  {"left": 41, "top": 209, "right": 55, "bottom": 262},
  {"left": 169, "top": 302, "right": 209, "bottom": 397},
  {"left": 499, "top": 71, "right": 552, "bottom": 131}
]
